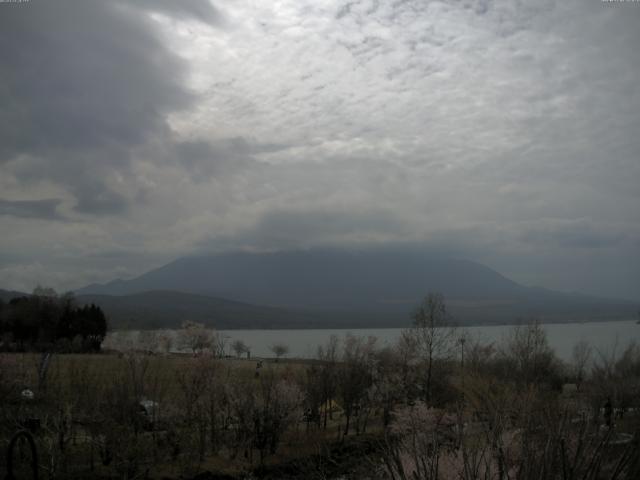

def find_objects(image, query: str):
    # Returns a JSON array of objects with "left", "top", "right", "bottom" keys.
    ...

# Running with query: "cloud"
[
  {"left": 201, "top": 207, "right": 411, "bottom": 251},
  {"left": 0, "top": 199, "right": 64, "bottom": 221},
  {"left": 519, "top": 219, "right": 629, "bottom": 250},
  {"left": 0, "top": 1, "right": 193, "bottom": 154},
  {"left": 0, "top": 0, "right": 638, "bottom": 300},
  {"left": 0, "top": 0, "right": 198, "bottom": 214},
  {"left": 169, "top": 137, "right": 287, "bottom": 181},
  {"left": 126, "top": 0, "right": 220, "bottom": 23}
]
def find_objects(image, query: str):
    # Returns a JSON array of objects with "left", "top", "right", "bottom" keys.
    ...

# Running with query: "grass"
[{"left": 0, "top": 351, "right": 366, "bottom": 479}]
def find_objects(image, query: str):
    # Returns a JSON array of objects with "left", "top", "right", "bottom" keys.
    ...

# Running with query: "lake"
[{"left": 106, "top": 320, "right": 639, "bottom": 362}]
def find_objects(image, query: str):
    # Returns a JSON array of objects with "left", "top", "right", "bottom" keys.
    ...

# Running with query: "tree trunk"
[
  {"left": 344, "top": 412, "right": 351, "bottom": 436},
  {"left": 323, "top": 399, "right": 329, "bottom": 430},
  {"left": 426, "top": 352, "right": 433, "bottom": 403}
]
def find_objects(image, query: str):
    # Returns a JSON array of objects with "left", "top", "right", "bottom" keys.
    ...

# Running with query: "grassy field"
[{"left": 0, "top": 351, "right": 381, "bottom": 479}]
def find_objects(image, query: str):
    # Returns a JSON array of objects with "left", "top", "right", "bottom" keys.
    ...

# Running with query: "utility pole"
[
  {"left": 460, "top": 336, "right": 466, "bottom": 403},
  {"left": 457, "top": 335, "right": 467, "bottom": 448}
]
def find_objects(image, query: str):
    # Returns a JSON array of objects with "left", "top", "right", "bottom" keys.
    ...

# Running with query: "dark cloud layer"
[{"left": 0, "top": 0, "right": 195, "bottom": 213}]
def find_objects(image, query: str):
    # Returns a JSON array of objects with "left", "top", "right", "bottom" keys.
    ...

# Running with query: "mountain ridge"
[
  {"left": 73, "top": 249, "right": 637, "bottom": 325},
  {"left": 0, "top": 288, "right": 343, "bottom": 329}
]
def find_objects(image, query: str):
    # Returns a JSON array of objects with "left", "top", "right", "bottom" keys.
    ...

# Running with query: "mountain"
[
  {"left": 0, "top": 288, "right": 356, "bottom": 330},
  {"left": 0, "top": 289, "right": 27, "bottom": 302},
  {"left": 77, "top": 250, "right": 521, "bottom": 305},
  {"left": 75, "top": 249, "right": 637, "bottom": 325},
  {"left": 74, "top": 290, "right": 328, "bottom": 330}
]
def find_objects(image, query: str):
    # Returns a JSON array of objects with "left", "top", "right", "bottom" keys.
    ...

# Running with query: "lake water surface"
[
  {"left": 221, "top": 320, "right": 639, "bottom": 361},
  {"left": 108, "top": 320, "right": 639, "bottom": 361}
]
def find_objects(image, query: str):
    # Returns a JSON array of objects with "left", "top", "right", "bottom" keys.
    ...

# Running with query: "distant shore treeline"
[{"left": 0, "top": 287, "right": 107, "bottom": 352}]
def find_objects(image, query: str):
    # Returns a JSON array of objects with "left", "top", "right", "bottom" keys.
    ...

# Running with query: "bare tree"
[
  {"left": 409, "top": 292, "right": 456, "bottom": 403},
  {"left": 137, "top": 330, "right": 159, "bottom": 353},
  {"left": 178, "top": 321, "right": 214, "bottom": 355},
  {"left": 572, "top": 339, "right": 592, "bottom": 391},
  {"left": 502, "top": 320, "right": 557, "bottom": 386},
  {"left": 172, "top": 357, "right": 209, "bottom": 474},
  {"left": 316, "top": 335, "right": 339, "bottom": 429},
  {"left": 301, "top": 363, "right": 325, "bottom": 431},
  {"left": 227, "top": 369, "right": 302, "bottom": 464},
  {"left": 591, "top": 341, "right": 640, "bottom": 422},
  {"left": 254, "top": 371, "right": 303, "bottom": 462},
  {"left": 269, "top": 343, "right": 290, "bottom": 362},
  {"left": 231, "top": 339, "right": 248, "bottom": 358},
  {"left": 158, "top": 332, "right": 173, "bottom": 355},
  {"left": 211, "top": 331, "right": 228, "bottom": 358},
  {"left": 370, "top": 347, "right": 406, "bottom": 428},
  {"left": 336, "top": 335, "right": 377, "bottom": 436},
  {"left": 199, "top": 357, "right": 228, "bottom": 454},
  {"left": 381, "top": 402, "right": 457, "bottom": 480}
]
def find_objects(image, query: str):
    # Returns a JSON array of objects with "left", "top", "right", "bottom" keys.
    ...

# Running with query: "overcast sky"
[{"left": 1, "top": 0, "right": 639, "bottom": 300}]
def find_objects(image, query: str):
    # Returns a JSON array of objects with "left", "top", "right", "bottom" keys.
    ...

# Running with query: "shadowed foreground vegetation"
[{"left": 1, "top": 294, "right": 639, "bottom": 479}]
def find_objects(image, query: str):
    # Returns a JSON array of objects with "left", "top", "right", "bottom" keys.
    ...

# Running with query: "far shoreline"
[{"left": 111, "top": 317, "right": 638, "bottom": 332}]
